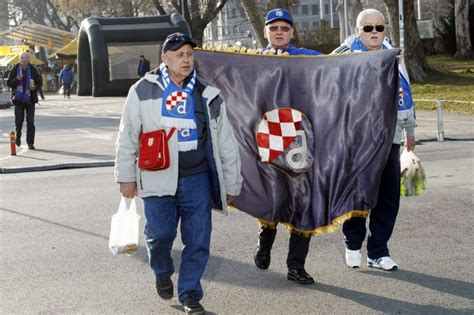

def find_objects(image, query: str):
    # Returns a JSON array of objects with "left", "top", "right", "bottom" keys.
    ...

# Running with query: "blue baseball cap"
[
  {"left": 162, "top": 32, "right": 197, "bottom": 54},
  {"left": 265, "top": 8, "right": 293, "bottom": 25}
]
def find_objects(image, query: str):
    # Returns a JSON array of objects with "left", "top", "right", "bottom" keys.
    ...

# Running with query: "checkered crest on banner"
[
  {"left": 165, "top": 91, "right": 188, "bottom": 111},
  {"left": 256, "top": 108, "right": 303, "bottom": 162}
]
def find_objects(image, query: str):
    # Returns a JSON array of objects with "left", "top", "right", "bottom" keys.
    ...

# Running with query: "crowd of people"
[
  {"left": 114, "top": 7, "right": 417, "bottom": 315},
  {"left": 4, "top": 7, "right": 417, "bottom": 314}
]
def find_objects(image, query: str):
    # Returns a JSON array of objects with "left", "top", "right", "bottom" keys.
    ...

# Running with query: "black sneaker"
[
  {"left": 28, "top": 144, "right": 35, "bottom": 150},
  {"left": 182, "top": 295, "right": 205, "bottom": 314},
  {"left": 155, "top": 277, "right": 173, "bottom": 300},
  {"left": 15, "top": 136, "right": 21, "bottom": 147}
]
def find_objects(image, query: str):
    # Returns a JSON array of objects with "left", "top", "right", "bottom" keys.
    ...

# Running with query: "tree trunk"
[
  {"left": 347, "top": 0, "right": 362, "bottom": 34},
  {"left": 454, "top": 0, "right": 473, "bottom": 58},
  {"left": 240, "top": 0, "right": 266, "bottom": 47},
  {"left": 404, "top": 0, "right": 428, "bottom": 82},
  {"left": 336, "top": 0, "right": 362, "bottom": 43},
  {"left": 431, "top": 0, "right": 456, "bottom": 54},
  {"left": 383, "top": 0, "right": 400, "bottom": 47}
]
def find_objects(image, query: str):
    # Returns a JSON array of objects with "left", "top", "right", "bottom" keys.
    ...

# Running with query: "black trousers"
[
  {"left": 15, "top": 103, "right": 36, "bottom": 145},
  {"left": 343, "top": 144, "right": 401, "bottom": 259},
  {"left": 63, "top": 83, "right": 71, "bottom": 97},
  {"left": 258, "top": 225, "right": 311, "bottom": 270}
]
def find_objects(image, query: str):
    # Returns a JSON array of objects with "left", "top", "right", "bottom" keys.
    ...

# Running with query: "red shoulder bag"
[{"left": 138, "top": 128, "right": 176, "bottom": 171}]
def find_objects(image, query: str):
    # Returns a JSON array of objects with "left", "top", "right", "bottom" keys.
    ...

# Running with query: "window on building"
[
  {"left": 291, "top": 6, "right": 299, "bottom": 16},
  {"left": 325, "top": 4, "right": 329, "bottom": 15},
  {"left": 302, "top": 21, "right": 309, "bottom": 31},
  {"left": 302, "top": 5, "right": 309, "bottom": 15},
  {"left": 231, "top": 8, "right": 237, "bottom": 19},
  {"left": 312, "top": 4, "right": 319, "bottom": 16},
  {"left": 312, "top": 21, "right": 318, "bottom": 30}
]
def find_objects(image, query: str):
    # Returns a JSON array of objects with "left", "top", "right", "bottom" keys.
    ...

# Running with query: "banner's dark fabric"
[{"left": 195, "top": 49, "right": 399, "bottom": 233}]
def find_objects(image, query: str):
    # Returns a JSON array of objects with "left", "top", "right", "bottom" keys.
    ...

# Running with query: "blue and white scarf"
[
  {"left": 14, "top": 65, "right": 32, "bottom": 105},
  {"left": 350, "top": 37, "right": 414, "bottom": 111},
  {"left": 159, "top": 63, "right": 198, "bottom": 152}
]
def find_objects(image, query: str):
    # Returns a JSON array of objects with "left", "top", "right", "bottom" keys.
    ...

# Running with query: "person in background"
[
  {"left": 7, "top": 52, "right": 42, "bottom": 150},
  {"left": 59, "top": 64, "right": 74, "bottom": 99},
  {"left": 35, "top": 64, "right": 45, "bottom": 101},
  {"left": 137, "top": 55, "right": 150, "bottom": 77}
]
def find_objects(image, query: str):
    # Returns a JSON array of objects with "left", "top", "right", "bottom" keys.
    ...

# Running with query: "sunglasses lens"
[
  {"left": 375, "top": 25, "right": 385, "bottom": 32},
  {"left": 269, "top": 26, "right": 291, "bottom": 32},
  {"left": 363, "top": 25, "right": 374, "bottom": 32}
]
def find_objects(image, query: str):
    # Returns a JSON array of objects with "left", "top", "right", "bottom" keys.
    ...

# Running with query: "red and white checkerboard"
[
  {"left": 256, "top": 108, "right": 303, "bottom": 162},
  {"left": 165, "top": 91, "right": 188, "bottom": 111}
]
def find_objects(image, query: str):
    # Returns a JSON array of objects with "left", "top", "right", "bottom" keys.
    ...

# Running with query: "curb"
[{"left": 0, "top": 160, "right": 115, "bottom": 174}]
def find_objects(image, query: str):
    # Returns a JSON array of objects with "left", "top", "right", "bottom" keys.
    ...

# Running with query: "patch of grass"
[{"left": 411, "top": 55, "right": 474, "bottom": 114}]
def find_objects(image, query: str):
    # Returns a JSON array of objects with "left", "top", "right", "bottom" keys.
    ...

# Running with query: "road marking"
[{"left": 75, "top": 128, "right": 114, "bottom": 140}]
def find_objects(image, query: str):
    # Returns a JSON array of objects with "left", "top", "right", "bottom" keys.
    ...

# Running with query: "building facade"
[{"left": 203, "top": 0, "right": 340, "bottom": 48}]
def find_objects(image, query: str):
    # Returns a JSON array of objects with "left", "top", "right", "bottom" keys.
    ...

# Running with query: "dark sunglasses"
[
  {"left": 268, "top": 25, "right": 291, "bottom": 32},
  {"left": 362, "top": 24, "right": 385, "bottom": 33}
]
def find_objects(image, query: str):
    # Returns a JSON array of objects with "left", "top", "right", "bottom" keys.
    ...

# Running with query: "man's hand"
[
  {"left": 120, "top": 182, "right": 138, "bottom": 198},
  {"left": 226, "top": 195, "right": 235, "bottom": 205},
  {"left": 405, "top": 136, "right": 416, "bottom": 152}
]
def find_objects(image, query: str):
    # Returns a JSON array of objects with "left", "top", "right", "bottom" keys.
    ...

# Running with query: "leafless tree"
[
  {"left": 404, "top": 0, "right": 429, "bottom": 82},
  {"left": 151, "top": 0, "right": 228, "bottom": 45},
  {"left": 336, "top": 0, "right": 362, "bottom": 43},
  {"left": 7, "top": 0, "right": 78, "bottom": 31}
]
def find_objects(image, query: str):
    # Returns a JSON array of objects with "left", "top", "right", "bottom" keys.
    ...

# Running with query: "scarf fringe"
[
  {"left": 256, "top": 210, "right": 370, "bottom": 238},
  {"left": 160, "top": 118, "right": 196, "bottom": 130},
  {"left": 178, "top": 141, "right": 198, "bottom": 152}
]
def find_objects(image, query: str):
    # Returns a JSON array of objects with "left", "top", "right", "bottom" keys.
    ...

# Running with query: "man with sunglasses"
[
  {"left": 332, "top": 9, "right": 417, "bottom": 271},
  {"left": 254, "top": 8, "right": 322, "bottom": 286},
  {"left": 115, "top": 32, "right": 242, "bottom": 314}
]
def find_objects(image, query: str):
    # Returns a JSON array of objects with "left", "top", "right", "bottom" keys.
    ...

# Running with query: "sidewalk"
[{"left": 0, "top": 95, "right": 473, "bottom": 174}]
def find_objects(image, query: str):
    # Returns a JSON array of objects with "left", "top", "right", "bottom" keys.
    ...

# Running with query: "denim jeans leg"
[
  {"left": 176, "top": 172, "right": 212, "bottom": 303},
  {"left": 143, "top": 196, "right": 178, "bottom": 279}
]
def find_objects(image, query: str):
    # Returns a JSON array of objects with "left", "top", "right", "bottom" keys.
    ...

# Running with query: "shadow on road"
[
  {"left": 0, "top": 207, "right": 108, "bottom": 241},
  {"left": 309, "top": 282, "right": 473, "bottom": 314},
  {"left": 35, "top": 148, "right": 114, "bottom": 160},
  {"left": 360, "top": 269, "right": 474, "bottom": 300}
]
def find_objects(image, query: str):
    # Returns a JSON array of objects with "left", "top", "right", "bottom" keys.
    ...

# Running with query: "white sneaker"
[
  {"left": 345, "top": 249, "right": 362, "bottom": 268},
  {"left": 367, "top": 256, "right": 398, "bottom": 271}
]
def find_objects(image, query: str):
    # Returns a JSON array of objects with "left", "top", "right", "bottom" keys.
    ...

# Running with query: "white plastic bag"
[
  {"left": 109, "top": 197, "right": 141, "bottom": 255},
  {"left": 400, "top": 148, "right": 427, "bottom": 197}
]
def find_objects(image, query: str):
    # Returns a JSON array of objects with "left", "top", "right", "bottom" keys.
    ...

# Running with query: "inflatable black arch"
[{"left": 77, "top": 14, "right": 190, "bottom": 97}]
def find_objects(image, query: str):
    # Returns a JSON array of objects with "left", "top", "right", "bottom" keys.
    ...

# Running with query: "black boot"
[
  {"left": 287, "top": 233, "right": 314, "bottom": 284},
  {"left": 254, "top": 225, "right": 277, "bottom": 270}
]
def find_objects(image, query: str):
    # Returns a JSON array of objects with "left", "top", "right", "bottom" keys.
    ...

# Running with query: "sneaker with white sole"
[
  {"left": 345, "top": 249, "right": 362, "bottom": 268},
  {"left": 367, "top": 256, "right": 398, "bottom": 271}
]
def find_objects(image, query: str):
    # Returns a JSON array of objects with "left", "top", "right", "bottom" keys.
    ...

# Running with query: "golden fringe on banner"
[{"left": 256, "top": 210, "right": 370, "bottom": 238}]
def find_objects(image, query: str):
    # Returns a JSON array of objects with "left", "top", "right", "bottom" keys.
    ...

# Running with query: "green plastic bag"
[{"left": 400, "top": 148, "right": 427, "bottom": 197}]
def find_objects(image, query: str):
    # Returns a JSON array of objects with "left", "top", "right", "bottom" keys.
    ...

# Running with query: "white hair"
[
  {"left": 19, "top": 51, "right": 29, "bottom": 58},
  {"left": 356, "top": 9, "right": 385, "bottom": 27}
]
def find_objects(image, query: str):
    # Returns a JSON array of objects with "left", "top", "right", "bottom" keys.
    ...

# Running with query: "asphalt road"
[{"left": 1, "top": 139, "right": 473, "bottom": 314}]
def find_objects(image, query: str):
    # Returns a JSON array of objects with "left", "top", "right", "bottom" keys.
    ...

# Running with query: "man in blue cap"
[
  {"left": 254, "top": 8, "right": 323, "bottom": 285},
  {"left": 116, "top": 32, "right": 242, "bottom": 314},
  {"left": 261, "top": 8, "right": 322, "bottom": 55}
]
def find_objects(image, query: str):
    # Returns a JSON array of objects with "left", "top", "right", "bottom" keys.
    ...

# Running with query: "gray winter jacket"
[{"left": 115, "top": 71, "right": 243, "bottom": 213}]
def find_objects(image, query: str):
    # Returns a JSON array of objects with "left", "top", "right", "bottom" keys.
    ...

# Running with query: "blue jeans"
[{"left": 143, "top": 172, "right": 212, "bottom": 303}]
